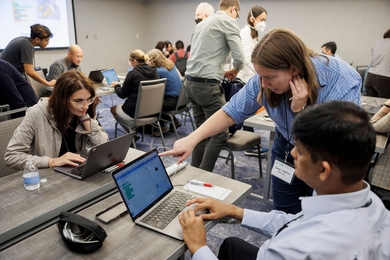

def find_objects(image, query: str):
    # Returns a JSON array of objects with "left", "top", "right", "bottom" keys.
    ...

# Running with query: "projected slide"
[{"left": 0, "top": 0, "right": 75, "bottom": 50}]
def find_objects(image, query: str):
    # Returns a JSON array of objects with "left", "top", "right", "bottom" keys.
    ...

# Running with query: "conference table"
[
  {"left": 0, "top": 151, "right": 252, "bottom": 258},
  {"left": 244, "top": 96, "right": 390, "bottom": 203},
  {"left": 46, "top": 82, "right": 116, "bottom": 97},
  {"left": 0, "top": 148, "right": 143, "bottom": 251}
]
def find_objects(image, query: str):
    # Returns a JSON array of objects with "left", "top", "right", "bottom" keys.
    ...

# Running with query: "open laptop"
[
  {"left": 54, "top": 133, "right": 134, "bottom": 180},
  {"left": 112, "top": 149, "right": 199, "bottom": 240},
  {"left": 88, "top": 69, "right": 105, "bottom": 83},
  {"left": 101, "top": 68, "right": 120, "bottom": 85}
]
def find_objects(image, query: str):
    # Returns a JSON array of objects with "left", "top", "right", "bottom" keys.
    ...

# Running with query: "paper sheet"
[{"left": 184, "top": 179, "right": 232, "bottom": 200}]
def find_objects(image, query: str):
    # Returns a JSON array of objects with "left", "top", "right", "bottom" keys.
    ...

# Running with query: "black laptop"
[
  {"left": 54, "top": 133, "right": 134, "bottom": 180},
  {"left": 88, "top": 69, "right": 105, "bottom": 83}
]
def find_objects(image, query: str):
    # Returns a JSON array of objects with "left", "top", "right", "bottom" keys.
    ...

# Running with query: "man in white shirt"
[
  {"left": 194, "top": 2, "right": 215, "bottom": 24},
  {"left": 178, "top": 100, "right": 390, "bottom": 259}
]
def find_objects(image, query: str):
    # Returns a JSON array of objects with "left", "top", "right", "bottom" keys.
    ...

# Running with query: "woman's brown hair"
[
  {"left": 251, "top": 28, "right": 320, "bottom": 108},
  {"left": 48, "top": 70, "right": 96, "bottom": 133}
]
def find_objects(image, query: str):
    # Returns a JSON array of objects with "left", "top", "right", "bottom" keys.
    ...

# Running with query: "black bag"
[
  {"left": 221, "top": 77, "right": 246, "bottom": 136},
  {"left": 57, "top": 211, "right": 107, "bottom": 254},
  {"left": 175, "top": 51, "right": 188, "bottom": 76}
]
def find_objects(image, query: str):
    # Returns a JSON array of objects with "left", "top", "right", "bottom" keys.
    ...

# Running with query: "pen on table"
[{"left": 187, "top": 180, "right": 214, "bottom": 187}]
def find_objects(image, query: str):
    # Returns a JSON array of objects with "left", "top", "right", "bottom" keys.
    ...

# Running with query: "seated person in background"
[
  {"left": 369, "top": 98, "right": 390, "bottom": 195},
  {"left": 194, "top": 2, "right": 215, "bottom": 24},
  {"left": 148, "top": 49, "right": 183, "bottom": 136},
  {"left": 5, "top": 70, "right": 108, "bottom": 170},
  {"left": 110, "top": 50, "right": 160, "bottom": 135},
  {"left": 321, "top": 41, "right": 341, "bottom": 59},
  {"left": 0, "top": 59, "right": 38, "bottom": 118},
  {"left": 0, "top": 24, "right": 56, "bottom": 86},
  {"left": 164, "top": 41, "right": 174, "bottom": 58},
  {"left": 178, "top": 101, "right": 390, "bottom": 260},
  {"left": 169, "top": 40, "right": 190, "bottom": 77},
  {"left": 47, "top": 44, "right": 83, "bottom": 81}
]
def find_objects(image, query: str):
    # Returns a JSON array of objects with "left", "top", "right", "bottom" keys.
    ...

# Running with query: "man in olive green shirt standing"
[{"left": 183, "top": 0, "right": 244, "bottom": 172}]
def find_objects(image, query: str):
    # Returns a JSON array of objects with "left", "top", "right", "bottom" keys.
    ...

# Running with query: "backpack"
[
  {"left": 175, "top": 51, "right": 188, "bottom": 76},
  {"left": 221, "top": 77, "right": 246, "bottom": 136}
]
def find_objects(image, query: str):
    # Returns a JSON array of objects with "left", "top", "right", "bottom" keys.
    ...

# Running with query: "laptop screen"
[
  {"left": 113, "top": 149, "right": 173, "bottom": 219},
  {"left": 101, "top": 68, "right": 119, "bottom": 85}
]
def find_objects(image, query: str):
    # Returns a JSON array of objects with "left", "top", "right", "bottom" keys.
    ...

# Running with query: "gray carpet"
[{"left": 97, "top": 94, "right": 273, "bottom": 258}]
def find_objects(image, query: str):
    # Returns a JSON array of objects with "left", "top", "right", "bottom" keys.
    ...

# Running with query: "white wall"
[
  {"left": 28, "top": 0, "right": 390, "bottom": 73},
  {"left": 145, "top": 0, "right": 390, "bottom": 67}
]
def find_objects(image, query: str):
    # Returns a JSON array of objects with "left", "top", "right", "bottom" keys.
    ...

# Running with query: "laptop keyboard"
[
  {"left": 68, "top": 163, "right": 86, "bottom": 176},
  {"left": 141, "top": 191, "right": 194, "bottom": 230}
]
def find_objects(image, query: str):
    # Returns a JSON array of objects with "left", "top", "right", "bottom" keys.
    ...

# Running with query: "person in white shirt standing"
[
  {"left": 237, "top": 6, "right": 267, "bottom": 83},
  {"left": 237, "top": 6, "right": 268, "bottom": 158}
]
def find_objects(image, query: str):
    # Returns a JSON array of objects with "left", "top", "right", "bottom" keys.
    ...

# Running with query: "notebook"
[
  {"left": 101, "top": 68, "right": 120, "bottom": 85},
  {"left": 88, "top": 69, "right": 105, "bottom": 83},
  {"left": 54, "top": 133, "right": 134, "bottom": 180},
  {"left": 112, "top": 149, "right": 200, "bottom": 240}
]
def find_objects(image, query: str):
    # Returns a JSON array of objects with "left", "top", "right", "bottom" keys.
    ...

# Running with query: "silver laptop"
[
  {"left": 54, "top": 133, "right": 134, "bottom": 180},
  {"left": 88, "top": 69, "right": 105, "bottom": 83},
  {"left": 101, "top": 68, "right": 120, "bottom": 85},
  {"left": 112, "top": 149, "right": 199, "bottom": 240}
]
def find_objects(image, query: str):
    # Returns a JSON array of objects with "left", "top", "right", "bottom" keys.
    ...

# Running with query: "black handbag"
[{"left": 57, "top": 211, "right": 107, "bottom": 254}]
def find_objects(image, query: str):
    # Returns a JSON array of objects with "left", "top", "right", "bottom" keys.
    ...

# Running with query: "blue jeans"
[{"left": 271, "top": 129, "right": 313, "bottom": 214}]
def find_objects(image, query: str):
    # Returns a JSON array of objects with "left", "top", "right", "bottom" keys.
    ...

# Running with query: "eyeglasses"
[
  {"left": 72, "top": 97, "right": 95, "bottom": 108},
  {"left": 234, "top": 8, "right": 240, "bottom": 20}
]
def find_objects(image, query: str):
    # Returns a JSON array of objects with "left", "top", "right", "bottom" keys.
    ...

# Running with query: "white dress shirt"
[
  {"left": 192, "top": 182, "right": 390, "bottom": 260},
  {"left": 236, "top": 25, "right": 258, "bottom": 83}
]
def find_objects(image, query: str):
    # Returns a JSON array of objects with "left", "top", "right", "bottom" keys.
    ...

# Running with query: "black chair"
[{"left": 160, "top": 87, "right": 195, "bottom": 140}]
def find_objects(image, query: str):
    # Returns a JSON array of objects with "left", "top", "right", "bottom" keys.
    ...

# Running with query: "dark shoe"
[
  {"left": 244, "top": 147, "right": 268, "bottom": 158},
  {"left": 153, "top": 125, "right": 169, "bottom": 137},
  {"left": 169, "top": 118, "right": 182, "bottom": 132}
]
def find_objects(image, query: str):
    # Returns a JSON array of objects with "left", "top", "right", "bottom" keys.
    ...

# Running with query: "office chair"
[
  {"left": 114, "top": 78, "right": 167, "bottom": 148},
  {"left": 0, "top": 105, "right": 28, "bottom": 121},
  {"left": 27, "top": 70, "right": 51, "bottom": 98},
  {"left": 160, "top": 87, "right": 195, "bottom": 140},
  {"left": 0, "top": 117, "right": 24, "bottom": 177},
  {"left": 219, "top": 130, "right": 263, "bottom": 179}
]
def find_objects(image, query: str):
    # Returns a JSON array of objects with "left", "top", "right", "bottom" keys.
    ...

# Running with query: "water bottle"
[{"left": 23, "top": 160, "right": 40, "bottom": 191}]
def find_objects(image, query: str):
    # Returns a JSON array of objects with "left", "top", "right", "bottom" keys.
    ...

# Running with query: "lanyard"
[{"left": 284, "top": 95, "right": 292, "bottom": 163}]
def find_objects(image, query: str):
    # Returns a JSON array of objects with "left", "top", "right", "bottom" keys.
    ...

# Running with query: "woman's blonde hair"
[
  {"left": 251, "top": 28, "right": 320, "bottom": 108},
  {"left": 147, "top": 49, "right": 174, "bottom": 71},
  {"left": 129, "top": 49, "right": 148, "bottom": 63}
]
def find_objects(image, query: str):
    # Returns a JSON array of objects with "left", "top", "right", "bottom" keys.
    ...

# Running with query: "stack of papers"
[{"left": 184, "top": 179, "right": 232, "bottom": 200}]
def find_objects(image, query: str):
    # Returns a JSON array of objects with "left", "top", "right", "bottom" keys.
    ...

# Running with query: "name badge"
[{"left": 271, "top": 158, "right": 295, "bottom": 184}]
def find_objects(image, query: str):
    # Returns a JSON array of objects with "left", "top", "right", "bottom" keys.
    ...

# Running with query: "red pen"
[{"left": 188, "top": 180, "right": 214, "bottom": 187}]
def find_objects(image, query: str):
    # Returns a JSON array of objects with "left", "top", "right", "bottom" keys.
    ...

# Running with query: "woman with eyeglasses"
[{"left": 5, "top": 70, "right": 108, "bottom": 170}]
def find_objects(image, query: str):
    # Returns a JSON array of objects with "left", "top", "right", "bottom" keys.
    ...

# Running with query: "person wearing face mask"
[
  {"left": 194, "top": 2, "right": 215, "bottom": 24},
  {"left": 237, "top": 6, "right": 267, "bottom": 83},
  {"left": 237, "top": 6, "right": 268, "bottom": 158}
]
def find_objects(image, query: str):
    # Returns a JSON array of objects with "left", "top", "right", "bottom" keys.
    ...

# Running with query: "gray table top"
[
  {"left": 0, "top": 165, "right": 252, "bottom": 259},
  {"left": 0, "top": 148, "right": 144, "bottom": 248},
  {"left": 245, "top": 108, "right": 389, "bottom": 154}
]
